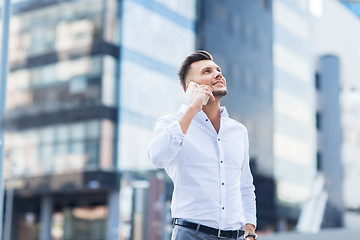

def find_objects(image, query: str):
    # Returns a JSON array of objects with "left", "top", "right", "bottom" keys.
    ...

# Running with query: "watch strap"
[{"left": 244, "top": 233, "right": 257, "bottom": 239}]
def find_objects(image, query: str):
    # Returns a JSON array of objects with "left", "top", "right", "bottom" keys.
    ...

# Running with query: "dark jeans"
[{"left": 171, "top": 225, "right": 244, "bottom": 240}]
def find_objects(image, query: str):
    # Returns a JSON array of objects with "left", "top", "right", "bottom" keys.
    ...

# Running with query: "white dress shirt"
[{"left": 147, "top": 105, "right": 256, "bottom": 230}]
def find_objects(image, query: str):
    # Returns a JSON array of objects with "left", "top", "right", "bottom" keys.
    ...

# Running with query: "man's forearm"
[
  {"left": 244, "top": 223, "right": 256, "bottom": 239},
  {"left": 178, "top": 105, "right": 199, "bottom": 134},
  {"left": 244, "top": 223, "right": 255, "bottom": 233}
]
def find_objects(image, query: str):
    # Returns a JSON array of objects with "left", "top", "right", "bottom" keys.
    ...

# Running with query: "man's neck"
[{"left": 202, "top": 99, "right": 221, "bottom": 133}]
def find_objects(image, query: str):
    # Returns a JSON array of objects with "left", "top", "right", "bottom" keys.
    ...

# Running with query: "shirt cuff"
[
  {"left": 167, "top": 120, "right": 185, "bottom": 144},
  {"left": 245, "top": 219, "right": 257, "bottom": 229}
]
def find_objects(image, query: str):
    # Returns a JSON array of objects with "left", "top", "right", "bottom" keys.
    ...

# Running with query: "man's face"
[{"left": 186, "top": 60, "right": 227, "bottom": 98}]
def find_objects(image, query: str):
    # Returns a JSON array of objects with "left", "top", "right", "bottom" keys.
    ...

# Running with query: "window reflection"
[
  {"left": 7, "top": 0, "right": 120, "bottom": 114},
  {"left": 4, "top": 120, "right": 115, "bottom": 178},
  {"left": 9, "top": 0, "right": 107, "bottom": 60},
  {"left": 6, "top": 55, "right": 107, "bottom": 116},
  {"left": 52, "top": 206, "right": 107, "bottom": 240},
  {"left": 6, "top": 54, "right": 119, "bottom": 115},
  {"left": 17, "top": 212, "right": 40, "bottom": 240}
]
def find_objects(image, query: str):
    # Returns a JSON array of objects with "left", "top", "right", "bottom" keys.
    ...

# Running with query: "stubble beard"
[{"left": 213, "top": 89, "right": 228, "bottom": 98}]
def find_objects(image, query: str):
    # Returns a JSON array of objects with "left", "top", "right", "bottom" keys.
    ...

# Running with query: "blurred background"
[{"left": 0, "top": 0, "right": 360, "bottom": 239}]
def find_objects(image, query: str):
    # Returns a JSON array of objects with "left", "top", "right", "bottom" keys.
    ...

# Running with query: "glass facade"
[
  {"left": 52, "top": 205, "right": 108, "bottom": 240},
  {"left": 273, "top": 0, "right": 317, "bottom": 217},
  {"left": 9, "top": 0, "right": 119, "bottom": 60},
  {"left": 4, "top": 0, "right": 197, "bottom": 239},
  {"left": 196, "top": 0, "right": 275, "bottom": 231},
  {"left": 17, "top": 211, "right": 40, "bottom": 240},
  {"left": 6, "top": 56, "right": 111, "bottom": 116},
  {"left": 5, "top": 0, "right": 120, "bottom": 178},
  {"left": 4, "top": 119, "right": 116, "bottom": 178},
  {"left": 6, "top": 0, "right": 353, "bottom": 237},
  {"left": 197, "top": 0, "right": 274, "bottom": 178},
  {"left": 115, "top": 1, "right": 197, "bottom": 238},
  {"left": 117, "top": 0, "right": 196, "bottom": 170},
  {"left": 13, "top": 193, "right": 109, "bottom": 240}
]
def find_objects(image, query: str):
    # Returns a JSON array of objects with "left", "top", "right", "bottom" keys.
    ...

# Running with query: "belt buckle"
[
  {"left": 217, "top": 229, "right": 222, "bottom": 238},
  {"left": 217, "top": 229, "right": 227, "bottom": 238}
]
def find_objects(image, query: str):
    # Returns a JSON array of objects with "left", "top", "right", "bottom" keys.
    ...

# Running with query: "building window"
[
  {"left": 263, "top": 0, "right": 271, "bottom": 10},
  {"left": 316, "top": 112, "right": 321, "bottom": 130},
  {"left": 4, "top": 119, "right": 110, "bottom": 177},
  {"left": 17, "top": 211, "right": 40, "bottom": 240},
  {"left": 315, "top": 72, "right": 321, "bottom": 90},
  {"left": 316, "top": 152, "right": 322, "bottom": 171},
  {"left": 52, "top": 205, "right": 108, "bottom": 240}
]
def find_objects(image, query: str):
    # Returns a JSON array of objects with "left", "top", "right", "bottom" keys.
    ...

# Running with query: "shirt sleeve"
[
  {"left": 240, "top": 127, "right": 257, "bottom": 228},
  {"left": 147, "top": 114, "right": 185, "bottom": 168}
]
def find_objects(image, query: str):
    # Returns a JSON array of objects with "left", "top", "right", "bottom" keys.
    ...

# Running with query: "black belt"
[{"left": 173, "top": 218, "right": 245, "bottom": 239}]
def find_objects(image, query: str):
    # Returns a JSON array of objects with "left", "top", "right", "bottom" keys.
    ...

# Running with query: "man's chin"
[{"left": 213, "top": 89, "right": 227, "bottom": 97}]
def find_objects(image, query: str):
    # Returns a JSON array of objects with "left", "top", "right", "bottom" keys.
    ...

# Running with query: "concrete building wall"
[
  {"left": 313, "top": 0, "right": 360, "bottom": 211},
  {"left": 317, "top": 55, "right": 343, "bottom": 228}
]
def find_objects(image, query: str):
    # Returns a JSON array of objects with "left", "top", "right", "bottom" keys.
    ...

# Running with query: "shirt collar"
[{"left": 179, "top": 105, "right": 229, "bottom": 118}]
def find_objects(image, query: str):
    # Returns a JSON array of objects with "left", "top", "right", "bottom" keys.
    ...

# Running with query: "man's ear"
[
  {"left": 185, "top": 79, "right": 191, "bottom": 91},
  {"left": 185, "top": 80, "right": 194, "bottom": 91}
]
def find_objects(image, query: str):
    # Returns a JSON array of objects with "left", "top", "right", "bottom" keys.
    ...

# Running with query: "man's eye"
[{"left": 204, "top": 69, "right": 210, "bottom": 73}]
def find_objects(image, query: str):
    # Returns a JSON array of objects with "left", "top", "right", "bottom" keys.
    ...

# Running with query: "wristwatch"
[{"left": 244, "top": 233, "right": 258, "bottom": 239}]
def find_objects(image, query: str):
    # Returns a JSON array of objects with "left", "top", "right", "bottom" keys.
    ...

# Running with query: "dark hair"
[{"left": 178, "top": 50, "right": 213, "bottom": 91}]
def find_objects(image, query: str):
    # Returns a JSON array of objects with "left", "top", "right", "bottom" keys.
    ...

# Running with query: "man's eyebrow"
[
  {"left": 200, "top": 66, "right": 212, "bottom": 72},
  {"left": 200, "top": 65, "right": 221, "bottom": 73}
]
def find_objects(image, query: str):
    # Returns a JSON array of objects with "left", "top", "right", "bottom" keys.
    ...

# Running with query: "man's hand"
[
  {"left": 178, "top": 83, "right": 214, "bottom": 134},
  {"left": 188, "top": 83, "right": 215, "bottom": 112},
  {"left": 244, "top": 223, "right": 256, "bottom": 240}
]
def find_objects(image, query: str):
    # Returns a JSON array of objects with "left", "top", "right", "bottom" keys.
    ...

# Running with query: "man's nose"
[{"left": 215, "top": 71, "right": 222, "bottom": 79}]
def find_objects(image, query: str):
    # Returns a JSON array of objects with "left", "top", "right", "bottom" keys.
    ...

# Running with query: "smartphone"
[{"left": 186, "top": 81, "right": 209, "bottom": 105}]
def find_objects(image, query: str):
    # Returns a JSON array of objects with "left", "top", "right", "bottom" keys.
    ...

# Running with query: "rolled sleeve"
[
  {"left": 147, "top": 116, "right": 185, "bottom": 168},
  {"left": 166, "top": 120, "right": 185, "bottom": 144}
]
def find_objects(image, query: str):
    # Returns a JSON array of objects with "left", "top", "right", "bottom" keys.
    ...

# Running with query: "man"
[{"left": 147, "top": 51, "right": 257, "bottom": 240}]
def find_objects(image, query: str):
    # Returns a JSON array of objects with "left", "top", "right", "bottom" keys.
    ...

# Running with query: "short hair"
[{"left": 178, "top": 50, "right": 213, "bottom": 91}]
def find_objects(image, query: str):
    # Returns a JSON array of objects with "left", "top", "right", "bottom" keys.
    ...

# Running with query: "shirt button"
[
  {"left": 220, "top": 161, "right": 223, "bottom": 163},
  {"left": 222, "top": 207, "right": 225, "bottom": 210},
  {"left": 222, "top": 183, "right": 224, "bottom": 185},
  {"left": 206, "top": 119, "right": 208, "bottom": 121},
  {"left": 218, "top": 138, "right": 220, "bottom": 141}
]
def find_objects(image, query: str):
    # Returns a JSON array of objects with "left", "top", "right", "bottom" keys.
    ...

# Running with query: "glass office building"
[
  {"left": 117, "top": 0, "right": 196, "bottom": 171},
  {"left": 196, "top": 0, "right": 275, "bottom": 231},
  {"left": 197, "top": 0, "right": 359, "bottom": 232},
  {"left": 6, "top": 0, "right": 119, "bottom": 174},
  {"left": 3, "top": 0, "right": 196, "bottom": 239},
  {"left": 5, "top": 0, "right": 120, "bottom": 239},
  {"left": 273, "top": 0, "right": 317, "bottom": 227},
  {"left": 116, "top": 0, "right": 196, "bottom": 239},
  {"left": 5, "top": 0, "right": 358, "bottom": 238}
]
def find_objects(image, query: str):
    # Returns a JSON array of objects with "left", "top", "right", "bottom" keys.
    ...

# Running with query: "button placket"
[{"left": 218, "top": 134, "right": 226, "bottom": 229}]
